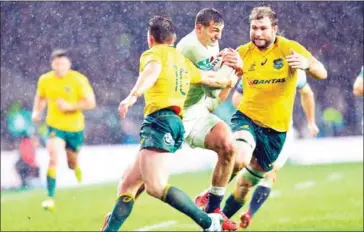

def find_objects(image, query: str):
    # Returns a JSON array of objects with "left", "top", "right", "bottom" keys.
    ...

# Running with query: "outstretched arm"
[
  {"left": 118, "top": 61, "right": 162, "bottom": 119},
  {"left": 298, "top": 84, "right": 319, "bottom": 137}
]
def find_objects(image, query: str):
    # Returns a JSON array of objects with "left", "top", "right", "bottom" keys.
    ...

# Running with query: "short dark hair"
[
  {"left": 195, "top": 8, "right": 224, "bottom": 26},
  {"left": 249, "top": 6, "right": 278, "bottom": 26},
  {"left": 50, "top": 49, "right": 70, "bottom": 61},
  {"left": 148, "top": 16, "right": 176, "bottom": 44}
]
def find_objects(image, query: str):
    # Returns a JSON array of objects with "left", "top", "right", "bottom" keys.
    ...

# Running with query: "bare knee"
[
  {"left": 47, "top": 148, "right": 58, "bottom": 167},
  {"left": 216, "top": 138, "right": 235, "bottom": 165},
  {"left": 208, "top": 123, "right": 235, "bottom": 164},
  {"left": 144, "top": 182, "right": 165, "bottom": 199}
]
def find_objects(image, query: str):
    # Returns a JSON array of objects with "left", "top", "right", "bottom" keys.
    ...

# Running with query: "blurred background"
[
  {"left": 1, "top": 1, "right": 363, "bottom": 151},
  {"left": 0, "top": 2, "right": 363, "bottom": 231}
]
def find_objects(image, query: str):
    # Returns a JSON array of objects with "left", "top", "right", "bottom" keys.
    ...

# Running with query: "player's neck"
[
  {"left": 151, "top": 42, "right": 174, "bottom": 48},
  {"left": 54, "top": 71, "right": 68, "bottom": 78}
]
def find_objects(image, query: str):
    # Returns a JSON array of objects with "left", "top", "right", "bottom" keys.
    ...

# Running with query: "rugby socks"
[
  {"left": 249, "top": 185, "right": 271, "bottom": 216},
  {"left": 205, "top": 186, "right": 225, "bottom": 213},
  {"left": 162, "top": 185, "right": 212, "bottom": 229},
  {"left": 46, "top": 167, "right": 56, "bottom": 198},
  {"left": 222, "top": 190, "right": 245, "bottom": 219},
  {"left": 103, "top": 194, "right": 135, "bottom": 231},
  {"left": 74, "top": 166, "right": 82, "bottom": 183}
]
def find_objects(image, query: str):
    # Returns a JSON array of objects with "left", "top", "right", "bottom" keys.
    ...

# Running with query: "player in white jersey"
[
  {"left": 176, "top": 8, "right": 240, "bottom": 226},
  {"left": 230, "top": 70, "right": 320, "bottom": 228}
]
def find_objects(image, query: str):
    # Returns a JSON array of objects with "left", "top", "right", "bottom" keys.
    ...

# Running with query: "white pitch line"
[
  {"left": 270, "top": 190, "right": 281, "bottom": 198},
  {"left": 133, "top": 220, "right": 177, "bottom": 231},
  {"left": 294, "top": 181, "right": 316, "bottom": 189},
  {"left": 327, "top": 172, "right": 343, "bottom": 181},
  {"left": 279, "top": 217, "right": 290, "bottom": 223}
]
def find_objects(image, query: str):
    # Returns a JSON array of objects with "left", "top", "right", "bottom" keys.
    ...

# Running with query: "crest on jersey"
[
  {"left": 163, "top": 133, "right": 175, "bottom": 146},
  {"left": 273, "top": 58, "right": 283, "bottom": 69},
  {"left": 248, "top": 63, "right": 256, "bottom": 72},
  {"left": 65, "top": 87, "right": 71, "bottom": 93},
  {"left": 196, "top": 58, "right": 213, "bottom": 71}
]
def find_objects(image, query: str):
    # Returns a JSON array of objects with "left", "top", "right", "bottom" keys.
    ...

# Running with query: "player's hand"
[
  {"left": 118, "top": 95, "right": 137, "bottom": 120},
  {"left": 308, "top": 122, "right": 319, "bottom": 137},
  {"left": 286, "top": 49, "right": 310, "bottom": 70},
  {"left": 32, "top": 111, "right": 41, "bottom": 123},
  {"left": 218, "top": 48, "right": 243, "bottom": 71},
  {"left": 57, "top": 99, "right": 75, "bottom": 112}
]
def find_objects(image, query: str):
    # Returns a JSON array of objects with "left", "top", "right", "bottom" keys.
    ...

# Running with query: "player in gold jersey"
[
  {"left": 101, "top": 16, "right": 237, "bottom": 231},
  {"left": 215, "top": 7, "right": 327, "bottom": 227},
  {"left": 32, "top": 49, "right": 96, "bottom": 211}
]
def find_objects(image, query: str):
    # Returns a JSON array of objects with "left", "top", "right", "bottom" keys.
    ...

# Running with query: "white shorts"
[{"left": 183, "top": 98, "right": 222, "bottom": 148}]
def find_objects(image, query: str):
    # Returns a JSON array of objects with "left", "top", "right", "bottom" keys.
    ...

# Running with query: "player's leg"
[
  {"left": 102, "top": 152, "right": 144, "bottom": 231},
  {"left": 222, "top": 158, "right": 265, "bottom": 220},
  {"left": 140, "top": 148, "right": 222, "bottom": 231},
  {"left": 65, "top": 130, "right": 84, "bottom": 183},
  {"left": 42, "top": 127, "right": 66, "bottom": 211},
  {"left": 237, "top": 128, "right": 286, "bottom": 228},
  {"left": 241, "top": 131, "right": 289, "bottom": 228},
  {"left": 189, "top": 114, "right": 235, "bottom": 213},
  {"left": 194, "top": 111, "right": 255, "bottom": 210},
  {"left": 137, "top": 109, "right": 229, "bottom": 231},
  {"left": 239, "top": 173, "right": 274, "bottom": 228}
]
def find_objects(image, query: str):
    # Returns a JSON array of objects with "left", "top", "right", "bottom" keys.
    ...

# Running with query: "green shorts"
[
  {"left": 230, "top": 111, "right": 287, "bottom": 172},
  {"left": 47, "top": 126, "right": 84, "bottom": 153},
  {"left": 140, "top": 109, "right": 185, "bottom": 153}
]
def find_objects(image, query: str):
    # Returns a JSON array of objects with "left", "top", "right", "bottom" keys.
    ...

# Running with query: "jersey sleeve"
[
  {"left": 78, "top": 73, "right": 94, "bottom": 98},
  {"left": 288, "top": 40, "right": 313, "bottom": 60},
  {"left": 235, "top": 79, "right": 243, "bottom": 93},
  {"left": 139, "top": 49, "right": 162, "bottom": 72},
  {"left": 296, "top": 70, "right": 307, "bottom": 90},
  {"left": 186, "top": 58, "right": 203, "bottom": 84},
  {"left": 36, "top": 75, "right": 46, "bottom": 98}
]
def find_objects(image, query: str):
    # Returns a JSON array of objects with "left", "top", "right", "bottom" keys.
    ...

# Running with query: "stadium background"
[{"left": 1, "top": 1, "right": 363, "bottom": 231}]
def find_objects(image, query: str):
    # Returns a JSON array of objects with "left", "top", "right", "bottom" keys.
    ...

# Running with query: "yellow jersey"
[
  {"left": 36, "top": 70, "right": 94, "bottom": 132},
  {"left": 237, "top": 36, "right": 312, "bottom": 132},
  {"left": 140, "top": 44, "right": 202, "bottom": 117}
]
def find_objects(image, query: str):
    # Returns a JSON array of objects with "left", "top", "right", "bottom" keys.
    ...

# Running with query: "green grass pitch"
[{"left": 1, "top": 162, "right": 363, "bottom": 231}]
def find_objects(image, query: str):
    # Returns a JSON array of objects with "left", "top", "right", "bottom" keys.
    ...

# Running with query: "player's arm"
[
  {"left": 199, "top": 70, "right": 235, "bottom": 88},
  {"left": 231, "top": 91, "right": 242, "bottom": 109},
  {"left": 305, "top": 56, "right": 328, "bottom": 80},
  {"left": 286, "top": 44, "right": 327, "bottom": 80},
  {"left": 231, "top": 79, "right": 243, "bottom": 109},
  {"left": 297, "top": 84, "right": 319, "bottom": 137},
  {"left": 205, "top": 68, "right": 240, "bottom": 112},
  {"left": 353, "top": 70, "right": 363, "bottom": 96},
  {"left": 32, "top": 76, "right": 47, "bottom": 123},
  {"left": 119, "top": 61, "right": 161, "bottom": 119}
]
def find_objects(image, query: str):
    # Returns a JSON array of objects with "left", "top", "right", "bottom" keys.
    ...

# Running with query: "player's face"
[
  {"left": 51, "top": 56, "right": 71, "bottom": 77},
  {"left": 198, "top": 21, "right": 224, "bottom": 47},
  {"left": 250, "top": 17, "right": 278, "bottom": 49}
]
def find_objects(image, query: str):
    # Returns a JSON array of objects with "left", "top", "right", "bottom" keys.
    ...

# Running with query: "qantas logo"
[{"left": 248, "top": 78, "right": 286, "bottom": 86}]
